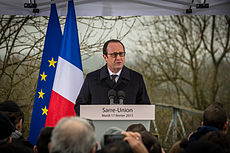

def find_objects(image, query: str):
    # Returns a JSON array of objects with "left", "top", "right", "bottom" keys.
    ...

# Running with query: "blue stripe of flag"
[{"left": 59, "top": 0, "right": 83, "bottom": 71}]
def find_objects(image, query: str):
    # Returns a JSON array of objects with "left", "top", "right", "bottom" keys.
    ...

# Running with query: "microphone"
[
  {"left": 108, "top": 89, "right": 116, "bottom": 105},
  {"left": 117, "top": 90, "right": 125, "bottom": 105}
]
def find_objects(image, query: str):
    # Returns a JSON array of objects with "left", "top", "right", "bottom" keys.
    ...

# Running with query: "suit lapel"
[
  {"left": 114, "top": 66, "right": 130, "bottom": 88},
  {"left": 100, "top": 65, "right": 114, "bottom": 88}
]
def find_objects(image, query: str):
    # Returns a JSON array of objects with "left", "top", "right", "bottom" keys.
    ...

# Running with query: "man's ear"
[
  {"left": 201, "top": 121, "right": 204, "bottom": 126},
  {"left": 91, "top": 142, "right": 98, "bottom": 153},
  {"left": 103, "top": 54, "right": 107, "bottom": 61},
  {"left": 48, "top": 142, "right": 52, "bottom": 152},
  {"left": 33, "top": 145, "right": 38, "bottom": 153},
  {"left": 16, "top": 118, "right": 23, "bottom": 132},
  {"left": 223, "top": 121, "right": 228, "bottom": 134}
]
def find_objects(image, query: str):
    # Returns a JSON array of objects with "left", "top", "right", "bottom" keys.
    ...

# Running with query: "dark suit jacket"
[{"left": 74, "top": 65, "right": 151, "bottom": 115}]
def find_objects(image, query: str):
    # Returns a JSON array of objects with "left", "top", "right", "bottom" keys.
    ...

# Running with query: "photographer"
[
  {"left": 122, "top": 131, "right": 149, "bottom": 153},
  {"left": 101, "top": 127, "right": 148, "bottom": 153}
]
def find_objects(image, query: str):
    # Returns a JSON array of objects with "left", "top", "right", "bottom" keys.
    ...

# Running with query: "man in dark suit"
[{"left": 74, "top": 39, "right": 150, "bottom": 116}]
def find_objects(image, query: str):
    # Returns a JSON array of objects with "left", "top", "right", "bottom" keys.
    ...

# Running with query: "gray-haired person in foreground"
[{"left": 50, "top": 117, "right": 98, "bottom": 153}]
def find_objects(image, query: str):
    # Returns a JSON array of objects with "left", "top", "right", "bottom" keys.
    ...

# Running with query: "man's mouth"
[{"left": 115, "top": 61, "right": 122, "bottom": 65}]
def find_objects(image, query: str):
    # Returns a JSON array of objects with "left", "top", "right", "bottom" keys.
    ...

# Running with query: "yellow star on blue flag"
[
  {"left": 48, "top": 57, "right": 57, "bottom": 68},
  {"left": 38, "top": 89, "right": 45, "bottom": 99},
  {"left": 40, "top": 72, "right": 47, "bottom": 81},
  {"left": 41, "top": 106, "right": 48, "bottom": 115}
]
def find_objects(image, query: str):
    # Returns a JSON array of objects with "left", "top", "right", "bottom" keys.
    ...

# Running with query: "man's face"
[{"left": 103, "top": 42, "right": 125, "bottom": 73}]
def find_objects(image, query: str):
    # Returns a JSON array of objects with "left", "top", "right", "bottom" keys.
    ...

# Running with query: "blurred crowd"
[{"left": 0, "top": 100, "right": 229, "bottom": 153}]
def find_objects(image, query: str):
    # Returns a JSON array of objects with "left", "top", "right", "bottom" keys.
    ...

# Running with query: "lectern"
[{"left": 80, "top": 105, "right": 155, "bottom": 149}]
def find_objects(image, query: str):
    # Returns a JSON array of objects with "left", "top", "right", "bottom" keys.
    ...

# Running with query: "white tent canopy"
[{"left": 0, "top": 0, "right": 230, "bottom": 16}]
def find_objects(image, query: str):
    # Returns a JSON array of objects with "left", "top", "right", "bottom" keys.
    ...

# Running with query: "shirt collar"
[{"left": 108, "top": 67, "right": 122, "bottom": 77}]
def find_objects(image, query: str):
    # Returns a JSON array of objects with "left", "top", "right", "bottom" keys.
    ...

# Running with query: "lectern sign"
[{"left": 80, "top": 105, "right": 155, "bottom": 120}]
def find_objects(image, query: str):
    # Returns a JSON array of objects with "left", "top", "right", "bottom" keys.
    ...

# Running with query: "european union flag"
[{"left": 28, "top": 3, "right": 62, "bottom": 145}]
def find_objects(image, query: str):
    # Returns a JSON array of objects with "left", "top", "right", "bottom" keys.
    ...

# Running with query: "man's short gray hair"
[{"left": 50, "top": 117, "right": 96, "bottom": 153}]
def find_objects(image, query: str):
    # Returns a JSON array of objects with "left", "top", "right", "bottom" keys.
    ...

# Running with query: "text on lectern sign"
[{"left": 80, "top": 105, "right": 155, "bottom": 120}]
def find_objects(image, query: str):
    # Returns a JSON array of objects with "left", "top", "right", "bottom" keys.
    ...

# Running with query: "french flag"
[{"left": 45, "top": 0, "right": 84, "bottom": 126}]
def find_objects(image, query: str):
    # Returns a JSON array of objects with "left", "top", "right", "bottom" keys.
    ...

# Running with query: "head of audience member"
[
  {"left": 189, "top": 102, "right": 228, "bottom": 143},
  {"left": 0, "top": 100, "right": 24, "bottom": 133},
  {"left": 200, "top": 131, "right": 230, "bottom": 153},
  {"left": 0, "top": 112, "right": 15, "bottom": 146},
  {"left": 34, "top": 127, "right": 54, "bottom": 153},
  {"left": 102, "top": 141, "right": 133, "bottom": 153},
  {"left": 84, "top": 118, "right": 95, "bottom": 131},
  {"left": 140, "top": 131, "right": 162, "bottom": 153},
  {"left": 202, "top": 102, "right": 228, "bottom": 133},
  {"left": 103, "top": 39, "right": 126, "bottom": 73},
  {"left": 181, "top": 140, "right": 224, "bottom": 153},
  {"left": 169, "top": 138, "right": 189, "bottom": 153},
  {"left": 126, "top": 123, "right": 147, "bottom": 133},
  {"left": 50, "top": 117, "right": 97, "bottom": 153}
]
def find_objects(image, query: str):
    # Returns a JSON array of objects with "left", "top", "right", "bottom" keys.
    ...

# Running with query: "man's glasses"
[{"left": 107, "top": 52, "right": 126, "bottom": 58}]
